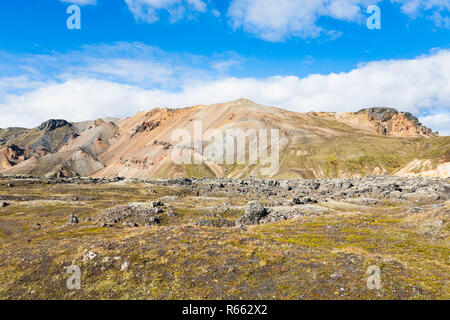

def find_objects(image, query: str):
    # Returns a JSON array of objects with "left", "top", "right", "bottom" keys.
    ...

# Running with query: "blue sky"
[{"left": 0, "top": 0, "right": 449, "bottom": 134}]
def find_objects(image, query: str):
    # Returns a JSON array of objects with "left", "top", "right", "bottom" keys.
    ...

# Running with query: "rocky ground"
[{"left": 0, "top": 175, "right": 448, "bottom": 299}]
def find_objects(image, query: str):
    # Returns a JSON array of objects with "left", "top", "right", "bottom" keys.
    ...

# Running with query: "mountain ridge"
[{"left": 1, "top": 99, "right": 448, "bottom": 179}]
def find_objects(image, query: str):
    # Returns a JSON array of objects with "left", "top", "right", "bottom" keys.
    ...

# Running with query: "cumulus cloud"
[
  {"left": 0, "top": 79, "right": 151, "bottom": 128},
  {"left": 120, "top": 0, "right": 450, "bottom": 40},
  {"left": 227, "top": 0, "right": 450, "bottom": 41},
  {"left": 158, "top": 49, "right": 450, "bottom": 116},
  {"left": 392, "top": 0, "right": 450, "bottom": 16},
  {"left": 0, "top": 46, "right": 449, "bottom": 135},
  {"left": 419, "top": 113, "right": 450, "bottom": 136},
  {"left": 228, "top": 0, "right": 376, "bottom": 41},
  {"left": 124, "top": 0, "right": 207, "bottom": 23},
  {"left": 394, "top": 0, "right": 450, "bottom": 29}
]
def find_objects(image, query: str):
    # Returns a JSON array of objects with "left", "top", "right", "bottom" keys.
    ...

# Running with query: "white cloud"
[
  {"left": 211, "top": 59, "right": 241, "bottom": 73},
  {"left": 120, "top": 0, "right": 450, "bottom": 40},
  {"left": 420, "top": 113, "right": 450, "bottom": 135},
  {"left": 60, "top": 0, "right": 97, "bottom": 5},
  {"left": 0, "top": 42, "right": 239, "bottom": 90},
  {"left": 1, "top": 48, "right": 449, "bottom": 135},
  {"left": 227, "top": 0, "right": 450, "bottom": 41},
  {"left": 83, "top": 58, "right": 175, "bottom": 85},
  {"left": 227, "top": 0, "right": 377, "bottom": 41},
  {"left": 429, "top": 10, "right": 450, "bottom": 28},
  {"left": 392, "top": 0, "right": 450, "bottom": 16},
  {"left": 187, "top": 0, "right": 207, "bottom": 12},
  {"left": 170, "top": 51, "right": 450, "bottom": 116},
  {"left": 0, "top": 79, "right": 150, "bottom": 127},
  {"left": 124, "top": 0, "right": 207, "bottom": 23},
  {"left": 0, "top": 76, "right": 46, "bottom": 96}
]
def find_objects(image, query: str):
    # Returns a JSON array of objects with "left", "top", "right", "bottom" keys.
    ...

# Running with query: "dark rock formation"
[
  {"left": 37, "top": 119, "right": 72, "bottom": 132},
  {"left": 236, "top": 201, "right": 269, "bottom": 226}
]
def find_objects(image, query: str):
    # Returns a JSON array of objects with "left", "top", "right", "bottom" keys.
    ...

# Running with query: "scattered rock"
[
  {"left": 151, "top": 201, "right": 164, "bottom": 207},
  {"left": 196, "top": 218, "right": 235, "bottom": 228},
  {"left": 144, "top": 216, "right": 160, "bottom": 226},
  {"left": 292, "top": 197, "right": 318, "bottom": 205},
  {"left": 260, "top": 211, "right": 288, "bottom": 224},
  {"left": 100, "top": 222, "right": 112, "bottom": 228},
  {"left": 165, "top": 210, "right": 178, "bottom": 218},
  {"left": 120, "top": 261, "right": 130, "bottom": 271},
  {"left": 123, "top": 222, "right": 139, "bottom": 227},
  {"left": 83, "top": 251, "right": 98, "bottom": 261},
  {"left": 236, "top": 201, "right": 268, "bottom": 226},
  {"left": 407, "top": 207, "right": 423, "bottom": 213},
  {"left": 68, "top": 213, "right": 79, "bottom": 224},
  {"left": 97, "top": 204, "right": 162, "bottom": 227}
]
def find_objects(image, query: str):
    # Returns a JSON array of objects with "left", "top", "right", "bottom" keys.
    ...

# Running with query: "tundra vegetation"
[{"left": 0, "top": 175, "right": 448, "bottom": 299}]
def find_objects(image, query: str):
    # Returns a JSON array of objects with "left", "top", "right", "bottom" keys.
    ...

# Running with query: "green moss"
[
  {"left": 0, "top": 178, "right": 448, "bottom": 300},
  {"left": 39, "top": 227, "right": 110, "bottom": 240}
]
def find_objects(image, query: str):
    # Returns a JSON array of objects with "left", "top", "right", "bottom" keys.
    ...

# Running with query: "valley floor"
[{"left": 0, "top": 176, "right": 448, "bottom": 299}]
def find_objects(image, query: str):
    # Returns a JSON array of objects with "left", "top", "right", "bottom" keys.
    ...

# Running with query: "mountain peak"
[
  {"left": 232, "top": 98, "right": 256, "bottom": 105},
  {"left": 37, "top": 119, "right": 72, "bottom": 132}
]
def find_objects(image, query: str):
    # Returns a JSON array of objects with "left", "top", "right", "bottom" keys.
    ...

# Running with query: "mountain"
[
  {"left": 1, "top": 99, "right": 448, "bottom": 178},
  {"left": 311, "top": 107, "right": 434, "bottom": 137},
  {"left": 0, "top": 119, "right": 74, "bottom": 156},
  {"left": 0, "top": 118, "right": 119, "bottom": 175}
]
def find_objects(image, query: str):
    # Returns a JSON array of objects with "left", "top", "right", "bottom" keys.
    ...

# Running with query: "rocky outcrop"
[
  {"left": 355, "top": 107, "right": 433, "bottom": 137},
  {"left": 34, "top": 146, "right": 50, "bottom": 158},
  {"left": 311, "top": 107, "right": 435, "bottom": 137},
  {"left": 330, "top": 107, "right": 434, "bottom": 137},
  {"left": 37, "top": 119, "right": 72, "bottom": 132},
  {"left": 236, "top": 201, "right": 269, "bottom": 226},
  {"left": 96, "top": 203, "right": 166, "bottom": 227},
  {"left": 135, "top": 120, "right": 160, "bottom": 134},
  {"left": 0, "top": 145, "right": 26, "bottom": 171},
  {"left": 0, "top": 119, "right": 77, "bottom": 171}
]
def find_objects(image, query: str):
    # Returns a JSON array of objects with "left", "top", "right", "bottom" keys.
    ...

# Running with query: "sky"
[{"left": 0, "top": 0, "right": 449, "bottom": 134}]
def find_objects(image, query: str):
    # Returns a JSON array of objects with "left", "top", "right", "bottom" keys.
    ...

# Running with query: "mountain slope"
[
  {"left": 1, "top": 99, "right": 448, "bottom": 178},
  {"left": 0, "top": 120, "right": 75, "bottom": 156}
]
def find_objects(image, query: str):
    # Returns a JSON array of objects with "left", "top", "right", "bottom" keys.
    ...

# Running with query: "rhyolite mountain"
[{"left": 0, "top": 99, "right": 449, "bottom": 178}]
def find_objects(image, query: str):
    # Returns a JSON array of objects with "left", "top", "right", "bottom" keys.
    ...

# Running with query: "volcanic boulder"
[{"left": 236, "top": 201, "right": 269, "bottom": 226}]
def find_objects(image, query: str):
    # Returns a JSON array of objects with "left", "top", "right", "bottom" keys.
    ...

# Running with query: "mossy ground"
[{"left": 0, "top": 178, "right": 448, "bottom": 300}]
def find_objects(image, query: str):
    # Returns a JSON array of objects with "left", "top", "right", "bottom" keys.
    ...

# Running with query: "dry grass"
[{"left": 0, "top": 178, "right": 448, "bottom": 300}]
